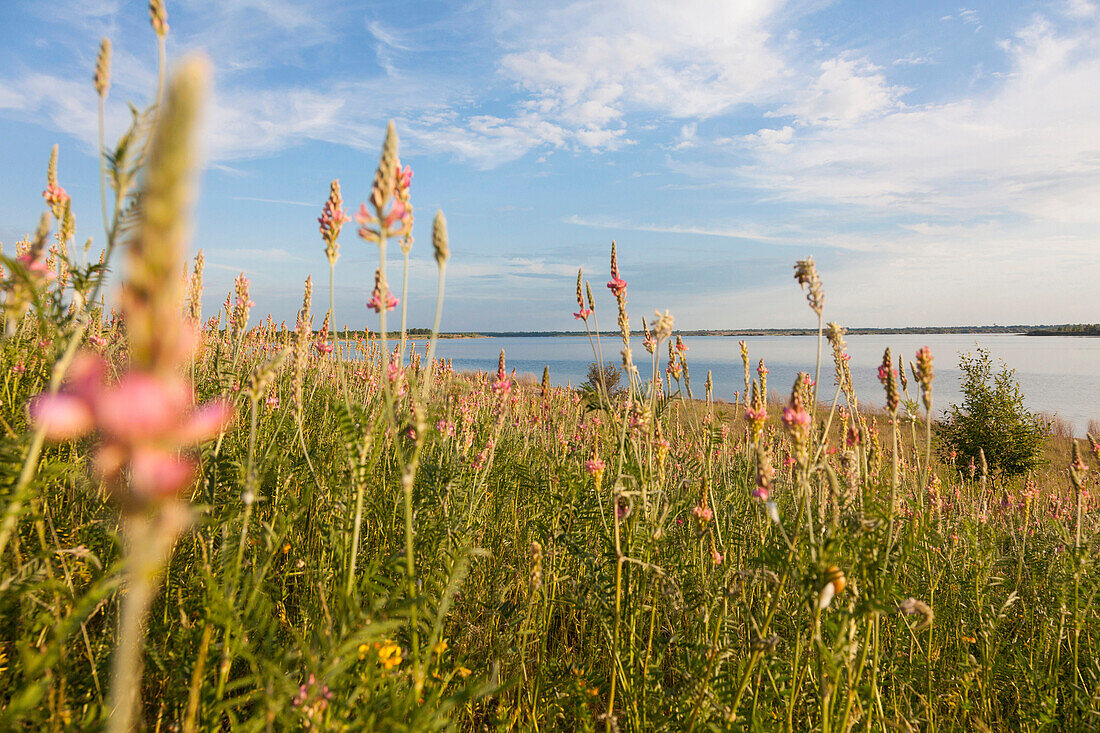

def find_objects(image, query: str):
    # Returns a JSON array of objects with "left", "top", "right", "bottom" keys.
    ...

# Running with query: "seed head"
[
  {"left": 370, "top": 121, "right": 399, "bottom": 215},
  {"left": 914, "top": 346, "right": 934, "bottom": 411},
  {"left": 94, "top": 38, "right": 112, "bottom": 97},
  {"left": 186, "top": 249, "right": 204, "bottom": 324},
  {"left": 319, "top": 179, "right": 349, "bottom": 265},
  {"left": 1071, "top": 440, "right": 1090, "bottom": 491},
  {"left": 652, "top": 310, "right": 674, "bottom": 342},
  {"left": 293, "top": 276, "right": 313, "bottom": 414},
  {"left": 124, "top": 55, "right": 208, "bottom": 374},
  {"left": 878, "top": 348, "right": 899, "bottom": 414},
  {"left": 432, "top": 210, "right": 449, "bottom": 266},
  {"left": 793, "top": 257, "right": 824, "bottom": 316},
  {"left": 528, "top": 541, "right": 543, "bottom": 594},
  {"left": 149, "top": 0, "right": 168, "bottom": 36},
  {"left": 898, "top": 598, "right": 934, "bottom": 630}
]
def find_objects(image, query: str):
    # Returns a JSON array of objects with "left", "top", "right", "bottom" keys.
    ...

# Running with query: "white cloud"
[
  {"left": 893, "top": 53, "right": 935, "bottom": 66},
  {"left": 733, "top": 14, "right": 1100, "bottom": 225},
  {"left": 774, "top": 56, "right": 903, "bottom": 126},
  {"left": 672, "top": 122, "right": 698, "bottom": 150},
  {"left": 1064, "top": 0, "right": 1098, "bottom": 18},
  {"left": 742, "top": 125, "right": 795, "bottom": 153},
  {"left": 494, "top": 0, "right": 790, "bottom": 148}
]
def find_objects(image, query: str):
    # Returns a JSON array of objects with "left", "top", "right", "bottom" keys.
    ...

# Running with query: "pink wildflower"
[
  {"left": 27, "top": 352, "right": 232, "bottom": 500},
  {"left": 781, "top": 405, "right": 811, "bottom": 429},
  {"left": 43, "top": 182, "right": 69, "bottom": 212},
  {"left": 691, "top": 505, "right": 713, "bottom": 522},
  {"left": 367, "top": 268, "right": 398, "bottom": 313},
  {"left": 318, "top": 194, "right": 350, "bottom": 242},
  {"left": 606, "top": 275, "right": 626, "bottom": 298},
  {"left": 745, "top": 407, "right": 768, "bottom": 422}
]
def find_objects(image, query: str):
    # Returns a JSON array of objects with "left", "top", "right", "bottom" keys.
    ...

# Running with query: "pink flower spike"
[
  {"left": 65, "top": 352, "right": 108, "bottom": 400},
  {"left": 128, "top": 447, "right": 196, "bottom": 498},
  {"left": 606, "top": 276, "right": 627, "bottom": 298},
  {"left": 173, "top": 400, "right": 233, "bottom": 444},
  {"left": 383, "top": 199, "right": 407, "bottom": 228},
  {"left": 781, "top": 406, "right": 811, "bottom": 428},
  {"left": 94, "top": 374, "right": 190, "bottom": 443},
  {"left": 397, "top": 165, "right": 413, "bottom": 189},
  {"left": 354, "top": 203, "right": 375, "bottom": 226},
  {"left": 367, "top": 289, "right": 399, "bottom": 313},
  {"left": 28, "top": 393, "right": 94, "bottom": 441}
]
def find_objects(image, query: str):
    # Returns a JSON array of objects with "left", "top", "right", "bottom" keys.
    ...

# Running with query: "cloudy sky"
[{"left": 0, "top": 0, "right": 1097, "bottom": 331}]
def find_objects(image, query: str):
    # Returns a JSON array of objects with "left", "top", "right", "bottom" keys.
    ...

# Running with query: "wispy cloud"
[
  {"left": 230, "top": 196, "right": 320, "bottom": 207},
  {"left": 564, "top": 214, "right": 796, "bottom": 243},
  {"left": 731, "top": 14, "right": 1100, "bottom": 227}
]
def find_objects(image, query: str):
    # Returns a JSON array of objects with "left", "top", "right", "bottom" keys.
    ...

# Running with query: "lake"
[{"left": 414, "top": 334, "right": 1100, "bottom": 435}]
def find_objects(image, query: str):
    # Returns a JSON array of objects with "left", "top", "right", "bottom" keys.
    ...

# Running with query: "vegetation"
[
  {"left": 581, "top": 360, "right": 624, "bottom": 399},
  {"left": 938, "top": 348, "right": 1049, "bottom": 481},
  {"left": 1026, "top": 324, "right": 1100, "bottom": 336},
  {"left": 3, "top": 10, "right": 1100, "bottom": 732}
]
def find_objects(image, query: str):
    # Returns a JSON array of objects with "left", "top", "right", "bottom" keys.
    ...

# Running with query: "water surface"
[{"left": 421, "top": 334, "right": 1100, "bottom": 434}]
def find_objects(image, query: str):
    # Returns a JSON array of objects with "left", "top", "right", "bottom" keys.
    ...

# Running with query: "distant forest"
[
  {"left": 291, "top": 324, "right": 1100, "bottom": 338},
  {"left": 1026, "top": 324, "right": 1100, "bottom": 336}
]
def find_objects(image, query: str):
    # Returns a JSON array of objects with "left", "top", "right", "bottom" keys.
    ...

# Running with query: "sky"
[{"left": 0, "top": 0, "right": 1097, "bottom": 332}]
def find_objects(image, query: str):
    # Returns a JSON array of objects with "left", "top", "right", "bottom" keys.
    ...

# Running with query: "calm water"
[{"left": 420, "top": 334, "right": 1100, "bottom": 434}]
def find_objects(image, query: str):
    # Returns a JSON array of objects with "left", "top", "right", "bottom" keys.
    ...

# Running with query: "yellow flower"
[
  {"left": 378, "top": 641, "right": 403, "bottom": 671},
  {"left": 456, "top": 666, "right": 472, "bottom": 678},
  {"left": 357, "top": 643, "right": 370, "bottom": 661},
  {"left": 433, "top": 639, "right": 449, "bottom": 656}
]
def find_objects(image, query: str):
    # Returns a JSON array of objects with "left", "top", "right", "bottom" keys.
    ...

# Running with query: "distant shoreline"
[
  {"left": 428, "top": 327, "right": 1056, "bottom": 338},
  {"left": 329, "top": 325, "right": 1097, "bottom": 339}
]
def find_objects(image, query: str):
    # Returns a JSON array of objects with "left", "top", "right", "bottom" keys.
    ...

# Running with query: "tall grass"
[{"left": 1, "top": 8, "right": 1099, "bottom": 731}]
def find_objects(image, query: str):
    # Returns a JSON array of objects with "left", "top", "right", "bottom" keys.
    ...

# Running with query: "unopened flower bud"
[{"left": 432, "top": 210, "right": 449, "bottom": 265}]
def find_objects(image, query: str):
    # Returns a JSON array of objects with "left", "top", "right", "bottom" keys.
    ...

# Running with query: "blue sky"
[{"left": 0, "top": 0, "right": 1097, "bottom": 331}]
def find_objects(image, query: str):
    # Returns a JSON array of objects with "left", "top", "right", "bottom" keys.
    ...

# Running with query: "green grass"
[{"left": 1, "top": 17, "right": 1098, "bottom": 729}]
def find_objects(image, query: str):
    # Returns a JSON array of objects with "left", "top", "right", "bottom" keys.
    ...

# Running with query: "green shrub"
[
  {"left": 937, "top": 346, "right": 1048, "bottom": 481},
  {"left": 581, "top": 360, "right": 623, "bottom": 398}
]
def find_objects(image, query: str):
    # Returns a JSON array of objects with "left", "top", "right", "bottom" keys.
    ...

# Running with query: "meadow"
[{"left": 2, "top": 10, "right": 1100, "bottom": 732}]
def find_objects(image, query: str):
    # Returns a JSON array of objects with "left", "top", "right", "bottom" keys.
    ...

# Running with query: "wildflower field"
[{"left": 3, "top": 9, "right": 1100, "bottom": 732}]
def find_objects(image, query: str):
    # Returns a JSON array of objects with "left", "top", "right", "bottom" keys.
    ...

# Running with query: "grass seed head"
[
  {"left": 432, "top": 210, "right": 449, "bottom": 266},
  {"left": 793, "top": 256, "right": 824, "bottom": 316},
  {"left": 124, "top": 55, "right": 208, "bottom": 374},
  {"left": 149, "top": 0, "right": 168, "bottom": 36},
  {"left": 94, "top": 38, "right": 112, "bottom": 97}
]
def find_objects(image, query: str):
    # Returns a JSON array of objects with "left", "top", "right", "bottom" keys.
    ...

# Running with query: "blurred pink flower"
[
  {"left": 367, "top": 289, "right": 398, "bottom": 313},
  {"left": 782, "top": 405, "right": 811, "bottom": 428},
  {"left": 691, "top": 505, "right": 713, "bottom": 522},
  {"left": 27, "top": 352, "right": 232, "bottom": 500}
]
